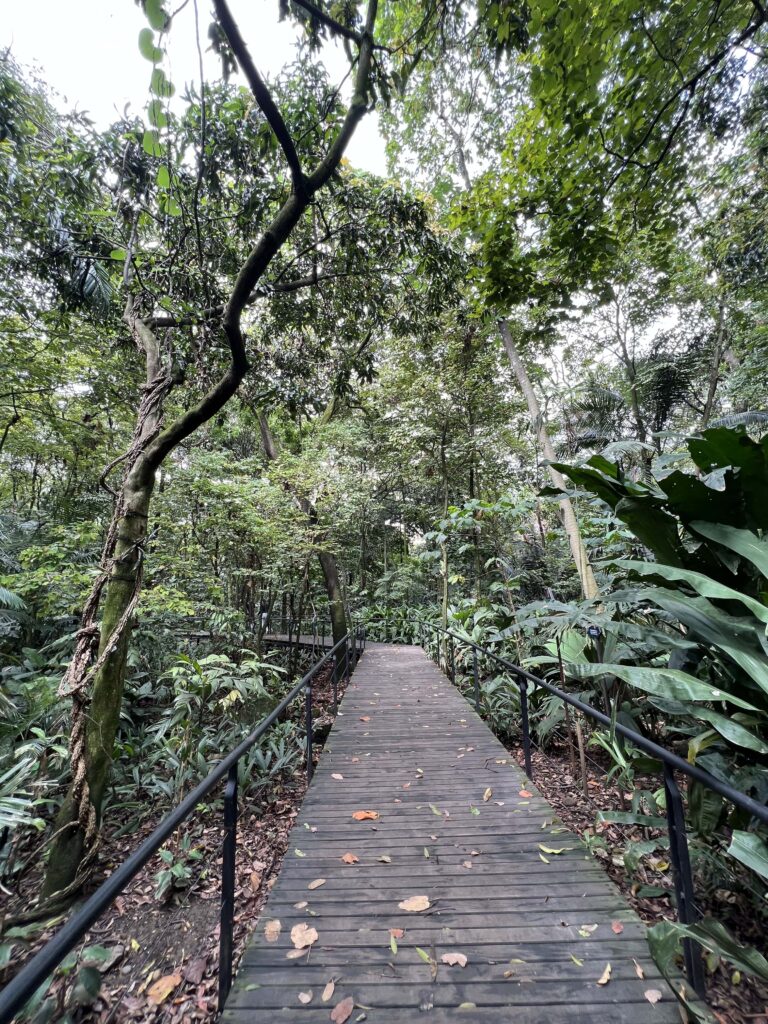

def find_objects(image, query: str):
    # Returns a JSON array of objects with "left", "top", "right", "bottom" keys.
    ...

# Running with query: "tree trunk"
[
  {"left": 499, "top": 319, "right": 600, "bottom": 601},
  {"left": 701, "top": 299, "right": 726, "bottom": 429}
]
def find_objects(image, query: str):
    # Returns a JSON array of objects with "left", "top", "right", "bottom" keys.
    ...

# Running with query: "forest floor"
[
  {"left": 516, "top": 743, "right": 768, "bottom": 1024},
  {"left": 0, "top": 665, "right": 344, "bottom": 1023}
]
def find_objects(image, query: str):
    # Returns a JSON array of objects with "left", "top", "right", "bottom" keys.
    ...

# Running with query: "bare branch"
[{"left": 288, "top": 0, "right": 362, "bottom": 43}]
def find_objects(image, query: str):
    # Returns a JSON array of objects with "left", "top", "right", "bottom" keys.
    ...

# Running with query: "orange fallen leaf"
[
  {"left": 322, "top": 979, "right": 335, "bottom": 1002},
  {"left": 483, "top": 787, "right": 492, "bottom": 802},
  {"left": 644, "top": 989, "right": 663, "bottom": 1004},
  {"left": 147, "top": 974, "right": 181, "bottom": 1006},
  {"left": 441, "top": 952, "right": 468, "bottom": 967},
  {"left": 330, "top": 996, "right": 355, "bottom": 1024},
  {"left": 398, "top": 894, "right": 430, "bottom": 912},
  {"left": 611, "top": 921, "right": 624, "bottom": 934},
  {"left": 264, "top": 919, "right": 281, "bottom": 942},
  {"left": 308, "top": 878, "right": 326, "bottom": 890},
  {"left": 341, "top": 852, "right": 359, "bottom": 864},
  {"left": 519, "top": 789, "right": 532, "bottom": 798},
  {"left": 291, "top": 922, "right": 319, "bottom": 949},
  {"left": 352, "top": 810, "right": 379, "bottom": 820},
  {"left": 360, "top": 716, "right": 371, "bottom": 722},
  {"left": 389, "top": 928, "right": 405, "bottom": 938},
  {"left": 250, "top": 870, "right": 262, "bottom": 891}
]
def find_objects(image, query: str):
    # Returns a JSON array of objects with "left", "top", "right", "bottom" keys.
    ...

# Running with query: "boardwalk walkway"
[{"left": 223, "top": 643, "right": 682, "bottom": 1022}]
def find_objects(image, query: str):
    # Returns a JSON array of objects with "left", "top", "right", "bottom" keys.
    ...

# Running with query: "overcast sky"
[{"left": 3, "top": 0, "right": 388, "bottom": 175}]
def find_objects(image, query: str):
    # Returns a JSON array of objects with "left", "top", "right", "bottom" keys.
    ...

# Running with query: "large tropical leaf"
[
  {"left": 571, "top": 663, "right": 758, "bottom": 710},
  {"left": 727, "top": 830, "right": 768, "bottom": 883},
  {"left": 620, "top": 587, "right": 768, "bottom": 696},
  {"left": 691, "top": 521, "right": 768, "bottom": 578},
  {"left": 613, "top": 559, "right": 768, "bottom": 624}
]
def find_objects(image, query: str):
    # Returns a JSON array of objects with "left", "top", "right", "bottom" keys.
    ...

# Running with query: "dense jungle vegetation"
[{"left": 2, "top": 0, "right": 768, "bottom": 1019}]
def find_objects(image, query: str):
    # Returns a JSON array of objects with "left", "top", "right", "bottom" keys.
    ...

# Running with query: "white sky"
[{"left": 3, "top": 0, "right": 388, "bottom": 175}]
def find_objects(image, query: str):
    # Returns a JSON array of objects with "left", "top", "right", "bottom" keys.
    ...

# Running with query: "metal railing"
[
  {"left": 419, "top": 619, "right": 768, "bottom": 998},
  {"left": 0, "top": 627, "right": 366, "bottom": 1024}
]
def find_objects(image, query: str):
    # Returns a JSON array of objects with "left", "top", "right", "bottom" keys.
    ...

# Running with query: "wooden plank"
[{"left": 224, "top": 643, "right": 688, "bottom": 1022}]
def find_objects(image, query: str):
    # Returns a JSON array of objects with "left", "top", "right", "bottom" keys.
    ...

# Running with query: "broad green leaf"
[
  {"left": 615, "top": 559, "right": 768, "bottom": 624},
  {"left": 571, "top": 663, "right": 758, "bottom": 711},
  {"left": 156, "top": 164, "right": 171, "bottom": 189},
  {"left": 142, "top": 130, "right": 163, "bottom": 158},
  {"left": 138, "top": 28, "right": 163, "bottom": 63},
  {"left": 145, "top": 0, "right": 168, "bottom": 31},
  {"left": 150, "top": 68, "right": 175, "bottom": 98},
  {"left": 689, "top": 707, "right": 768, "bottom": 754},
  {"left": 691, "top": 522, "right": 768, "bottom": 577},
  {"left": 648, "top": 918, "right": 768, "bottom": 984},
  {"left": 727, "top": 831, "right": 768, "bottom": 882},
  {"left": 147, "top": 100, "right": 168, "bottom": 129}
]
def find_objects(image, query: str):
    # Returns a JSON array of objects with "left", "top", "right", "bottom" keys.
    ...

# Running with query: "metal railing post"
[
  {"left": 473, "top": 647, "right": 480, "bottom": 712},
  {"left": 345, "top": 639, "right": 351, "bottom": 683},
  {"left": 450, "top": 634, "right": 456, "bottom": 683},
  {"left": 332, "top": 654, "right": 338, "bottom": 713},
  {"left": 305, "top": 680, "right": 314, "bottom": 782},
  {"left": 664, "top": 766, "right": 705, "bottom": 996},
  {"left": 518, "top": 676, "right": 533, "bottom": 781},
  {"left": 218, "top": 762, "right": 238, "bottom": 1011}
]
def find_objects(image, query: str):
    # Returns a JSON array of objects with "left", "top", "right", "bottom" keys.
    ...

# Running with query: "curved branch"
[{"left": 212, "top": 0, "right": 306, "bottom": 193}]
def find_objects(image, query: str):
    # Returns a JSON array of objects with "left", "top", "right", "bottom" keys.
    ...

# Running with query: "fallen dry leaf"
[
  {"left": 322, "top": 980, "right": 335, "bottom": 1002},
  {"left": 341, "top": 852, "right": 359, "bottom": 864},
  {"left": 596, "top": 963, "right": 612, "bottom": 986},
  {"left": 462, "top": 860, "right": 472, "bottom": 869},
  {"left": 264, "top": 920, "right": 281, "bottom": 943},
  {"left": 519, "top": 789, "right": 532, "bottom": 798},
  {"left": 379, "top": 854, "right": 392, "bottom": 864},
  {"left": 611, "top": 921, "right": 624, "bottom": 934},
  {"left": 293, "top": 900, "right": 308, "bottom": 909},
  {"left": 298, "top": 991, "right": 313, "bottom": 1004},
  {"left": 331, "top": 995, "right": 355, "bottom": 1024},
  {"left": 291, "top": 922, "right": 319, "bottom": 949},
  {"left": 147, "top": 974, "right": 181, "bottom": 1006},
  {"left": 483, "top": 787, "right": 492, "bottom": 802},
  {"left": 250, "top": 870, "right": 262, "bottom": 891},
  {"left": 398, "top": 894, "right": 430, "bottom": 912},
  {"left": 389, "top": 928, "right": 405, "bottom": 938},
  {"left": 633, "top": 959, "right": 645, "bottom": 979},
  {"left": 360, "top": 716, "right": 371, "bottom": 722},
  {"left": 285, "top": 949, "right": 305, "bottom": 960},
  {"left": 331, "top": 773, "right": 344, "bottom": 781},
  {"left": 352, "top": 810, "right": 379, "bottom": 821},
  {"left": 308, "top": 878, "right": 326, "bottom": 890},
  {"left": 441, "top": 953, "right": 468, "bottom": 967},
  {"left": 644, "top": 989, "right": 663, "bottom": 1004}
]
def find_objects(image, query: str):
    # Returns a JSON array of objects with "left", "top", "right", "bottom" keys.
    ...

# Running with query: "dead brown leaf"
[
  {"left": 351, "top": 810, "right": 379, "bottom": 820},
  {"left": 389, "top": 928, "right": 405, "bottom": 938},
  {"left": 596, "top": 963, "right": 612, "bottom": 986},
  {"left": 330, "top": 995, "right": 355, "bottom": 1024},
  {"left": 441, "top": 953, "right": 468, "bottom": 967},
  {"left": 291, "top": 922, "right": 319, "bottom": 949},
  {"left": 360, "top": 716, "right": 371, "bottom": 722},
  {"left": 308, "top": 878, "right": 326, "bottom": 890},
  {"left": 341, "top": 852, "right": 359, "bottom": 864},
  {"left": 633, "top": 959, "right": 645, "bottom": 979},
  {"left": 519, "top": 789, "right": 532, "bottom": 798},
  {"left": 611, "top": 921, "right": 624, "bottom": 934},
  {"left": 322, "top": 979, "right": 335, "bottom": 1002},
  {"left": 483, "top": 788, "right": 492, "bottom": 802},
  {"left": 264, "top": 919, "right": 281, "bottom": 943},
  {"left": 644, "top": 989, "right": 663, "bottom": 1004},
  {"left": 398, "top": 894, "right": 430, "bottom": 912},
  {"left": 147, "top": 974, "right": 181, "bottom": 1006},
  {"left": 331, "top": 773, "right": 344, "bottom": 781}
]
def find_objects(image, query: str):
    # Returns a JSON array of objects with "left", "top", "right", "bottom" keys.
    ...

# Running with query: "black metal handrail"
[
  {"left": 419, "top": 618, "right": 768, "bottom": 998},
  {"left": 0, "top": 626, "right": 366, "bottom": 1024}
]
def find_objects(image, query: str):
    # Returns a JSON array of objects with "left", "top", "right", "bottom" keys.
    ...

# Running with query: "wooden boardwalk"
[{"left": 223, "top": 643, "right": 683, "bottom": 1022}]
